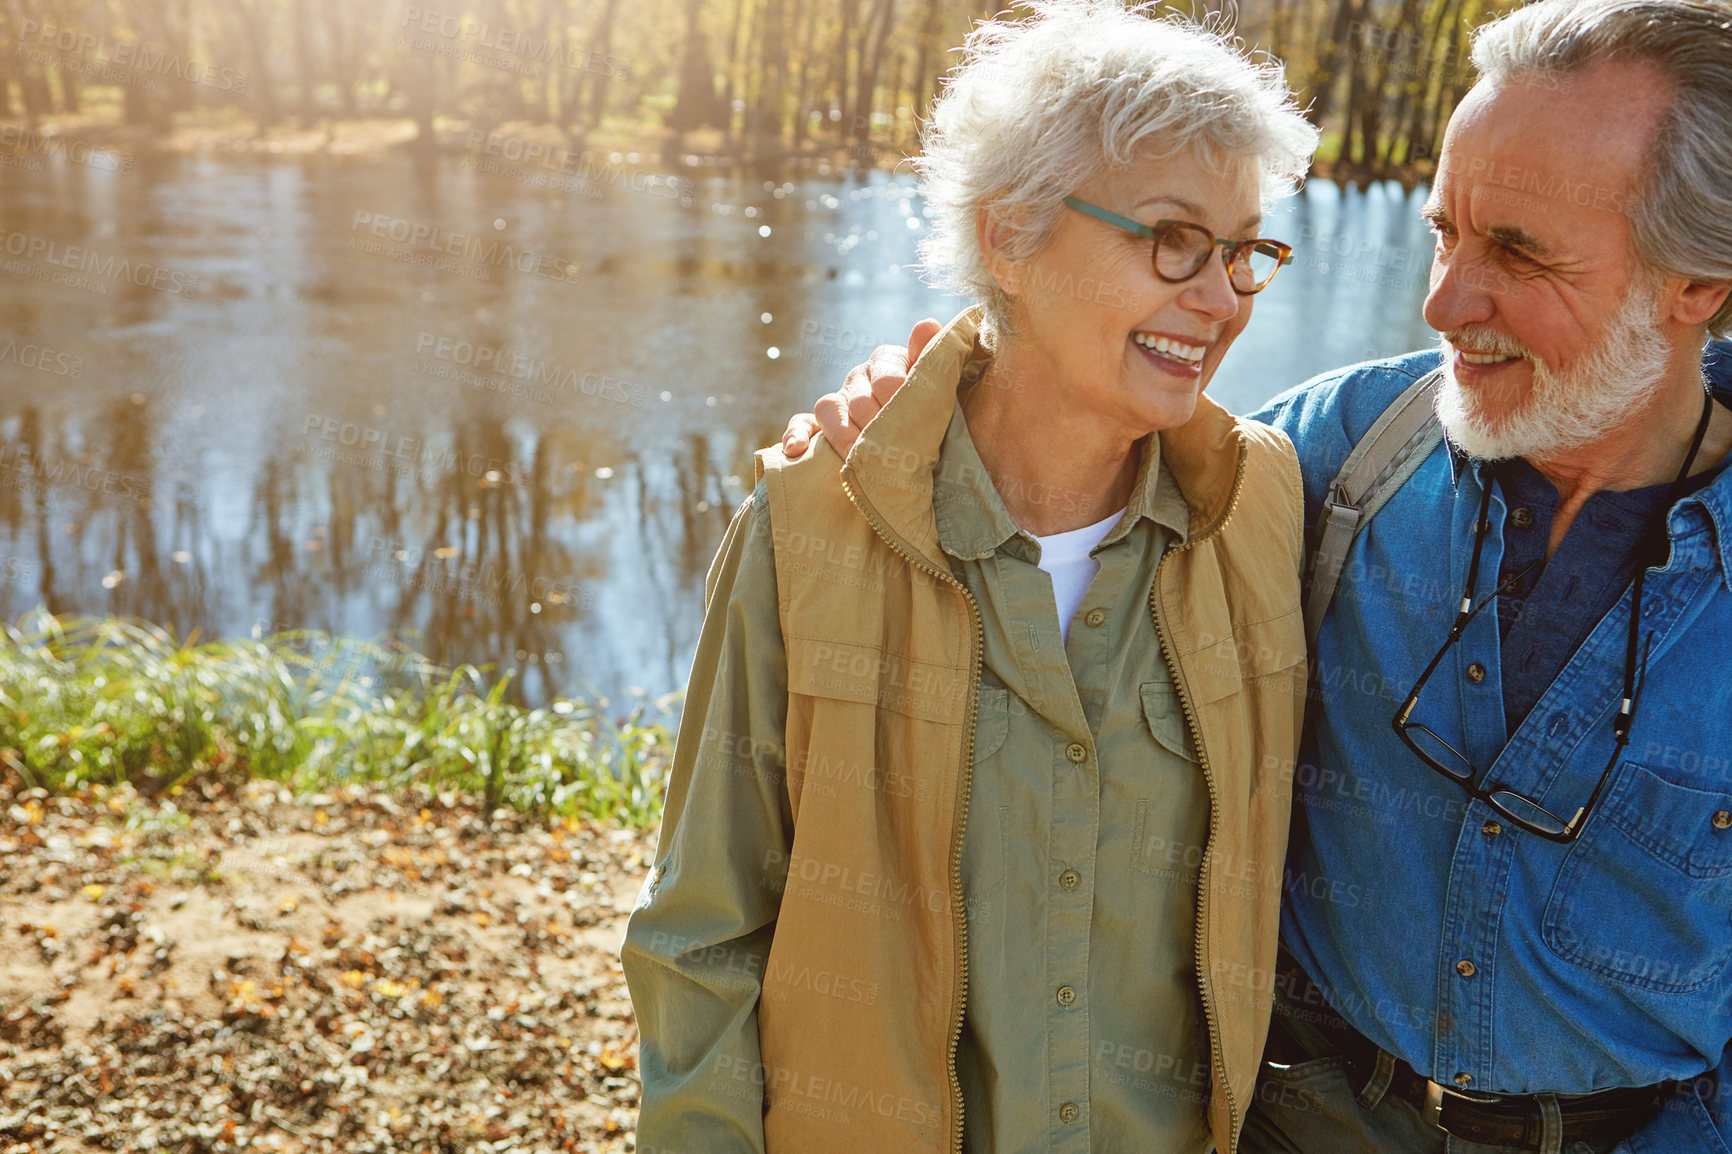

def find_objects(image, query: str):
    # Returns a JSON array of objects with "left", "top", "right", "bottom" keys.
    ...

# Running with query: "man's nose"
[{"left": 1423, "top": 248, "right": 1498, "bottom": 334}]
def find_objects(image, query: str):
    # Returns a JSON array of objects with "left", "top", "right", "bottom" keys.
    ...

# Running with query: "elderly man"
[{"left": 779, "top": 0, "right": 1732, "bottom": 1150}]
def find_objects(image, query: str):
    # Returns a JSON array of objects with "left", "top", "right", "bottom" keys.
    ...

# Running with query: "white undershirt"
[{"left": 1033, "top": 508, "right": 1126, "bottom": 644}]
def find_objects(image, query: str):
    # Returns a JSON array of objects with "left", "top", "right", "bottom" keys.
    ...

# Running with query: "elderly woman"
[{"left": 623, "top": 3, "right": 1317, "bottom": 1152}]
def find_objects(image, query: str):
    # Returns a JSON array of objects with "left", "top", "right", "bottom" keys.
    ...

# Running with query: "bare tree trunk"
[
  {"left": 911, "top": 0, "right": 940, "bottom": 126},
  {"left": 313, "top": 0, "right": 361, "bottom": 116},
  {"left": 229, "top": 0, "right": 281, "bottom": 130},
  {"left": 852, "top": 0, "right": 897, "bottom": 142},
  {"left": 53, "top": 62, "right": 79, "bottom": 113},
  {"left": 1304, "top": 0, "right": 1359, "bottom": 130},
  {"left": 408, "top": 41, "right": 437, "bottom": 154},
  {"left": 584, "top": 0, "right": 622, "bottom": 126},
  {"left": 721, "top": 0, "right": 751, "bottom": 141},
  {"left": 291, "top": 0, "right": 316, "bottom": 122},
  {"left": 1417, "top": 0, "right": 1468, "bottom": 162},
  {"left": 752, "top": 0, "right": 788, "bottom": 153},
  {"left": 837, "top": 0, "right": 859, "bottom": 134},
  {"left": 533, "top": 0, "right": 557, "bottom": 123},
  {"left": 672, "top": 0, "right": 725, "bottom": 130},
  {"left": 792, "top": 0, "right": 819, "bottom": 144}
]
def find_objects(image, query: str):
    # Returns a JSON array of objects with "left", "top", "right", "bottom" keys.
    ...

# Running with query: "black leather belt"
[{"left": 1274, "top": 953, "right": 1673, "bottom": 1150}]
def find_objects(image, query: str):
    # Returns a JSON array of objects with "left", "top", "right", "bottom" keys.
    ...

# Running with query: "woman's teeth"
[{"left": 1132, "top": 332, "right": 1205, "bottom": 364}]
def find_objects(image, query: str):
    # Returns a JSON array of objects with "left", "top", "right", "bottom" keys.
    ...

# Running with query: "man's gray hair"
[
  {"left": 1472, "top": 0, "right": 1732, "bottom": 336},
  {"left": 914, "top": 0, "right": 1317, "bottom": 336}
]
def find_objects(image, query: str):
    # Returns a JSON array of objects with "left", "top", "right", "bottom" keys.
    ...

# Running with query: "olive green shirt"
[
  {"left": 624, "top": 404, "right": 1212, "bottom": 1154},
  {"left": 934, "top": 406, "right": 1212, "bottom": 1154}
]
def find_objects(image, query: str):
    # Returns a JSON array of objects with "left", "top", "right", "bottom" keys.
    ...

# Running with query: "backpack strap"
[{"left": 1303, "top": 370, "right": 1446, "bottom": 648}]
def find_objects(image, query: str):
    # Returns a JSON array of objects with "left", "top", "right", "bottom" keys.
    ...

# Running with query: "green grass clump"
[{"left": 0, "top": 611, "right": 672, "bottom": 827}]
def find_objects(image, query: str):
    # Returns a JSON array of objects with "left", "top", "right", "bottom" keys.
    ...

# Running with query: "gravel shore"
[{"left": 0, "top": 775, "right": 654, "bottom": 1153}]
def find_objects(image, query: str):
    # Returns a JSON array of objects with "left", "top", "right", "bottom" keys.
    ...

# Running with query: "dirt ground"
[{"left": 0, "top": 775, "right": 658, "bottom": 1153}]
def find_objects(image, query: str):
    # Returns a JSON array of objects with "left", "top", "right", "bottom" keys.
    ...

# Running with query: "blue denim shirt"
[{"left": 1252, "top": 344, "right": 1732, "bottom": 1153}]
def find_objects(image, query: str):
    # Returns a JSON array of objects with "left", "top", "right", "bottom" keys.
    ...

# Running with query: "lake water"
[{"left": 0, "top": 147, "right": 1438, "bottom": 706}]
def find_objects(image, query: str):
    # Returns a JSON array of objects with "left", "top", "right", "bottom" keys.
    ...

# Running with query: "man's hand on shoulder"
[{"left": 780, "top": 319, "right": 942, "bottom": 458}]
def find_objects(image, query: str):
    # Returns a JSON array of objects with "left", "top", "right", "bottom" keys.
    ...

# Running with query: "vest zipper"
[
  {"left": 1148, "top": 442, "right": 1250, "bottom": 1151},
  {"left": 841, "top": 477, "right": 984, "bottom": 1154}
]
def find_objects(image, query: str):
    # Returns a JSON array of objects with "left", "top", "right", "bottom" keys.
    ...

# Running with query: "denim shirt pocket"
[{"left": 1542, "top": 761, "right": 1732, "bottom": 993}]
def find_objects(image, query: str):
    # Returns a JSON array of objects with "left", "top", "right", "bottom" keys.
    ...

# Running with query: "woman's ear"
[{"left": 977, "top": 202, "right": 1025, "bottom": 298}]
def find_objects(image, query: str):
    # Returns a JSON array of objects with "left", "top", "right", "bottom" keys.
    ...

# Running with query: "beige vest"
[{"left": 752, "top": 308, "right": 1307, "bottom": 1153}]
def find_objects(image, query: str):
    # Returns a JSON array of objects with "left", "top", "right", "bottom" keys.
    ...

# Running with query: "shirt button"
[
  {"left": 1057, "top": 985, "right": 1076, "bottom": 1006},
  {"left": 1453, "top": 1073, "right": 1474, "bottom": 1087},
  {"left": 1085, "top": 607, "right": 1106, "bottom": 627},
  {"left": 1059, "top": 1102, "right": 1080, "bottom": 1124},
  {"left": 1065, "top": 743, "right": 1087, "bottom": 764},
  {"left": 1058, "top": 869, "right": 1081, "bottom": 891},
  {"left": 1510, "top": 506, "right": 1534, "bottom": 529},
  {"left": 1482, "top": 821, "right": 1502, "bottom": 837},
  {"left": 1714, "top": 811, "right": 1732, "bottom": 831},
  {"left": 1466, "top": 663, "right": 1487, "bottom": 683},
  {"left": 1456, "top": 959, "right": 1477, "bottom": 978}
]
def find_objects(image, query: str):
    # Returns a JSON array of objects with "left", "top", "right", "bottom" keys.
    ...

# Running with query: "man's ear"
[
  {"left": 977, "top": 202, "right": 1025, "bottom": 298},
  {"left": 1664, "top": 275, "right": 1732, "bottom": 329}
]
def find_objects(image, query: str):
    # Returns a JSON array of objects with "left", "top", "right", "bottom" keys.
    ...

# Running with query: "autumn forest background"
[{"left": 3, "top": 0, "right": 1506, "bottom": 182}]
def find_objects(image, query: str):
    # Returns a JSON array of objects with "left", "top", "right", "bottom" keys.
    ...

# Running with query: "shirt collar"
[
  {"left": 931, "top": 402, "right": 1190, "bottom": 561},
  {"left": 1685, "top": 448, "right": 1732, "bottom": 590},
  {"left": 1443, "top": 429, "right": 1732, "bottom": 589}
]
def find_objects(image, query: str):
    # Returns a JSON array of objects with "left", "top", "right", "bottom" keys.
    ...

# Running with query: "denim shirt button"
[
  {"left": 1713, "top": 811, "right": 1732, "bottom": 831},
  {"left": 1456, "top": 959, "right": 1477, "bottom": 978},
  {"left": 1466, "top": 663, "right": 1487, "bottom": 684},
  {"left": 1453, "top": 1072, "right": 1473, "bottom": 1087},
  {"left": 1482, "top": 821, "right": 1502, "bottom": 837}
]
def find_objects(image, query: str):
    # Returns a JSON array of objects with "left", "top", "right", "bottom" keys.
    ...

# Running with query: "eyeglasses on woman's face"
[{"left": 1063, "top": 196, "right": 1294, "bottom": 295}]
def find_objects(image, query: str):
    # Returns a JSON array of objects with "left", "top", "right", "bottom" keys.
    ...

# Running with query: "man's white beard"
[{"left": 1434, "top": 285, "right": 1671, "bottom": 461}]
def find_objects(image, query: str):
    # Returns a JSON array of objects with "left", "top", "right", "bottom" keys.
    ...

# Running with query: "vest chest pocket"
[{"left": 1542, "top": 761, "right": 1732, "bottom": 993}]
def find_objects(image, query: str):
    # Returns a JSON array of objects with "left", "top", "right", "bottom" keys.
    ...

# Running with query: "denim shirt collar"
[{"left": 1443, "top": 429, "right": 1732, "bottom": 591}]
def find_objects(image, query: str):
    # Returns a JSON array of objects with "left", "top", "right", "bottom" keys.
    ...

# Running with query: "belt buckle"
[{"left": 1422, "top": 1079, "right": 1447, "bottom": 1129}]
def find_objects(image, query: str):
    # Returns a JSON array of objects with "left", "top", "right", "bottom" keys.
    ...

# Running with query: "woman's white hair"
[{"left": 914, "top": 0, "right": 1318, "bottom": 335}]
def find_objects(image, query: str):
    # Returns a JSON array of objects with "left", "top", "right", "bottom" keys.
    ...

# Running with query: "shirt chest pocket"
[
  {"left": 1542, "top": 762, "right": 1732, "bottom": 993},
  {"left": 1132, "top": 679, "right": 1203, "bottom": 881},
  {"left": 1139, "top": 678, "right": 1197, "bottom": 763}
]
